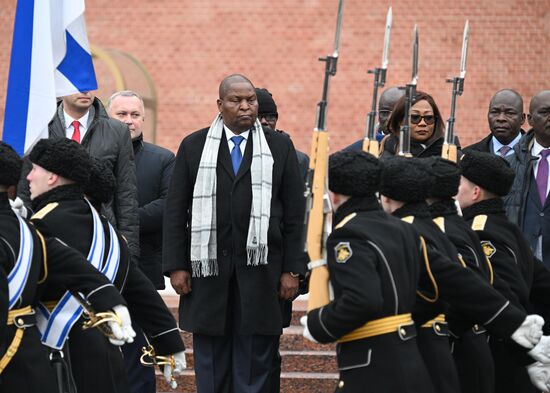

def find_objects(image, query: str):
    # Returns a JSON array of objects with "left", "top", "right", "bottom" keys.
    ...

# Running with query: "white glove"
[
  {"left": 300, "top": 315, "right": 318, "bottom": 343},
  {"left": 527, "top": 362, "right": 550, "bottom": 392},
  {"left": 107, "top": 305, "right": 136, "bottom": 346},
  {"left": 511, "top": 315, "right": 545, "bottom": 349},
  {"left": 9, "top": 197, "right": 27, "bottom": 218},
  {"left": 530, "top": 336, "right": 550, "bottom": 364},
  {"left": 163, "top": 351, "right": 186, "bottom": 389}
]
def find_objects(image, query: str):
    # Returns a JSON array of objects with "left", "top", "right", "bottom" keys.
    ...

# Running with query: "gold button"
[
  {"left": 17, "top": 318, "right": 23, "bottom": 325},
  {"left": 338, "top": 380, "right": 345, "bottom": 388},
  {"left": 435, "top": 324, "right": 441, "bottom": 332},
  {"left": 400, "top": 328, "right": 406, "bottom": 336}
]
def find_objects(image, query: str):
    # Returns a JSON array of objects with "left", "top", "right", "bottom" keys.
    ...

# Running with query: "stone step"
[
  {"left": 181, "top": 348, "right": 337, "bottom": 373},
  {"left": 156, "top": 370, "right": 339, "bottom": 393}
]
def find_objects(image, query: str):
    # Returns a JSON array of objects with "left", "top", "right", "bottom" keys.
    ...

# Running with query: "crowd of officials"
[{"left": 2, "top": 71, "right": 550, "bottom": 393}]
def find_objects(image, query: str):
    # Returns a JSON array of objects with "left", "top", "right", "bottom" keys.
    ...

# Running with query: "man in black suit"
[
  {"left": 108, "top": 90, "right": 176, "bottom": 393},
  {"left": 163, "top": 74, "right": 305, "bottom": 393},
  {"left": 465, "top": 89, "right": 525, "bottom": 157}
]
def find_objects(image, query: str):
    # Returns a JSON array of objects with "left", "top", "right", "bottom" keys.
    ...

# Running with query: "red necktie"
[{"left": 71, "top": 120, "right": 81, "bottom": 143}]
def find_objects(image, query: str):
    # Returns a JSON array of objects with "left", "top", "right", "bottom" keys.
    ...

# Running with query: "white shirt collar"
[
  {"left": 532, "top": 138, "right": 550, "bottom": 157},
  {"left": 491, "top": 132, "right": 521, "bottom": 155},
  {"left": 64, "top": 110, "right": 90, "bottom": 131},
  {"left": 224, "top": 125, "right": 249, "bottom": 142}
]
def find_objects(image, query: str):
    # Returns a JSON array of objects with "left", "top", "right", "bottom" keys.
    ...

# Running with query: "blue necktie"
[{"left": 230, "top": 135, "right": 244, "bottom": 175}]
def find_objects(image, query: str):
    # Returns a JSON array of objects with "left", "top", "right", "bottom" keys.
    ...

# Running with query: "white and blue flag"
[{"left": 3, "top": 0, "right": 97, "bottom": 155}]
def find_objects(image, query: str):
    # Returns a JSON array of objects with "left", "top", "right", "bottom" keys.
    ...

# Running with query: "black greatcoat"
[
  {"left": 30, "top": 186, "right": 184, "bottom": 393},
  {"left": 0, "top": 193, "right": 125, "bottom": 393},
  {"left": 429, "top": 200, "right": 509, "bottom": 393},
  {"left": 393, "top": 202, "right": 525, "bottom": 393},
  {"left": 463, "top": 198, "right": 550, "bottom": 393},
  {"left": 133, "top": 135, "right": 175, "bottom": 289},
  {"left": 307, "top": 197, "right": 435, "bottom": 393},
  {"left": 163, "top": 126, "right": 305, "bottom": 336}
]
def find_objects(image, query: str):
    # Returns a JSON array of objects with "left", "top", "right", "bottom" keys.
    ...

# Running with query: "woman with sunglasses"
[{"left": 381, "top": 91, "right": 457, "bottom": 158}]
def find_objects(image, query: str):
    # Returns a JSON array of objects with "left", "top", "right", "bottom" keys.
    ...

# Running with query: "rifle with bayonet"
[
  {"left": 441, "top": 20, "right": 470, "bottom": 163},
  {"left": 363, "top": 7, "right": 392, "bottom": 156},
  {"left": 304, "top": 0, "right": 344, "bottom": 312},
  {"left": 398, "top": 25, "right": 419, "bottom": 157}
]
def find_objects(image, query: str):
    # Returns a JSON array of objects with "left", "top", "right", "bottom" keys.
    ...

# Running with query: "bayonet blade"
[
  {"left": 381, "top": 7, "right": 392, "bottom": 69},
  {"left": 459, "top": 20, "right": 470, "bottom": 78},
  {"left": 411, "top": 25, "right": 419, "bottom": 85},
  {"left": 332, "top": 0, "right": 345, "bottom": 57}
]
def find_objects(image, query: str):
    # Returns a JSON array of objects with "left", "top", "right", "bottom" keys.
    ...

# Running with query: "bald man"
[
  {"left": 163, "top": 74, "right": 305, "bottom": 393},
  {"left": 465, "top": 89, "right": 526, "bottom": 157},
  {"left": 343, "top": 86, "right": 404, "bottom": 151}
]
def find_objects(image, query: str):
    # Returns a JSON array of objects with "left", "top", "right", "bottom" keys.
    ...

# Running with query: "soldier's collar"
[
  {"left": 462, "top": 198, "right": 505, "bottom": 221},
  {"left": 393, "top": 201, "right": 430, "bottom": 219},
  {"left": 31, "top": 184, "right": 84, "bottom": 213},
  {"left": 428, "top": 199, "right": 457, "bottom": 218},
  {"left": 333, "top": 196, "right": 380, "bottom": 227}
]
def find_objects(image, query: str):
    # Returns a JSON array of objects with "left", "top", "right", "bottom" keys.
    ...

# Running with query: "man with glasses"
[
  {"left": 343, "top": 86, "right": 404, "bottom": 152},
  {"left": 256, "top": 88, "right": 309, "bottom": 179},
  {"left": 465, "top": 89, "right": 525, "bottom": 157}
]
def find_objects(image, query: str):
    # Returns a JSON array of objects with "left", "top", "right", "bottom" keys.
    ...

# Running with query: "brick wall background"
[{"left": 1, "top": 0, "right": 550, "bottom": 154}]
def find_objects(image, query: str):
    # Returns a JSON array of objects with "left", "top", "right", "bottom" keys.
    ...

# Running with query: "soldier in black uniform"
[
  {"left": 379, "top": 155, "right": 544, "bottom": 393},
  {"left": 25, "top": 138, "right": 186, "bottom": 393},
  {"left": 0, "top": 141, "right": 133, "bottom": 393},
  {"left": 425, "top": 156, "right": 509, "bottom": 393},
  {"left": 457, "top": 150, "right": 550, "bottom": 393},
  {"left": 306, "top": 151, "right": 435, "bottom": 393}
]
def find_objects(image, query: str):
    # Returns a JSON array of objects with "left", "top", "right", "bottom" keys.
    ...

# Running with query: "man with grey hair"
[{"left": 108, "top": 90, "right": 175, "bottom": 393}]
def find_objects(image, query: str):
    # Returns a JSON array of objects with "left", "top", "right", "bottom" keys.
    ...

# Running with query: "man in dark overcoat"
[{"left": 163, "top": 74, "right": 305, "bottom": 393}]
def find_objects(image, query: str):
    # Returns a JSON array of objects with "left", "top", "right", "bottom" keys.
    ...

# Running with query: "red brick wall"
[{"left": 1, "top": 0, "right": 550, "bottom": 154}]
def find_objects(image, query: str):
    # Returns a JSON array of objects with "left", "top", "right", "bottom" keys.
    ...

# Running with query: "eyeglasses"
[
  {"left": 410, "top": 114, "right": 436, "bottom": 125},
  {"left": 259, "top": 113, "right": 278, "bottom": 122}
]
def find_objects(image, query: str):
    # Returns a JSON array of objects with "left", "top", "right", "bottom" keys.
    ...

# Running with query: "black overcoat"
[{"left": 163, "top": 126, "right": 305, "bottom": 335}]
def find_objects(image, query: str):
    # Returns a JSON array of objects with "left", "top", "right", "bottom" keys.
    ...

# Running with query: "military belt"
[
  {"left": 420, "top": 314, "right": 448, "bottom": 336},
  {"left": 0, "top": 306, "right": 35, "bottom": 373},
  {"left": 338, "top": 313, "right": 414, "bottom": 343}
]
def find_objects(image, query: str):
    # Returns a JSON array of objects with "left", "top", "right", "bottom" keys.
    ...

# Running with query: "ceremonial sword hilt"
[{"left": 140, "top": 344, "right": 177, "bottom": 387}]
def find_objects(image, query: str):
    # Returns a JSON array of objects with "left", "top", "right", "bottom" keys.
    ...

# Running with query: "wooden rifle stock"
[{"left": 305, "top": 0, "right": 344, "bottom": 313}]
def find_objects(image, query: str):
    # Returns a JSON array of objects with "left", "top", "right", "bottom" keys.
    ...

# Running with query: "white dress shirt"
[
  {"left": 491, "top": 132, "right": 521, "bottom": 157},
  {"left": 64, "top": 110, "right": 90, "bottom": 141},
  {"left": 224, "top": 126, "right": 249, "bottom": 156}
]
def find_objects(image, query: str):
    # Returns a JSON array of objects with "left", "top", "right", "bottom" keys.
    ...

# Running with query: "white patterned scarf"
[{"left": 190, "top": 114, "right": 274, "bottom": 277}]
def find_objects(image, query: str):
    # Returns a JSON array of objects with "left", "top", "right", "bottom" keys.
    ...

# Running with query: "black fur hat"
[
  {"left": 379, "top": 156, "right": 431, "bottom": 202},
  {"left": 425, "top": 157, "right": 461, "bottom": 199},
  {"left": 29, "top": 138, "right": 92, "bottom": 186},
  {"left": 459, "top": 150, "right": 515, "bottom": 196},
  {"left": 84, "top": 157, "right": 115, "bottom": 204},
  {"left": 0, "top": 141, "right": 22, "bottom": 186},
  {"left": 329, "top": 151, "right": 380, "bottom": 196},
  {"left": 255, "top": 88, "right": 278, "bottom": 115}
]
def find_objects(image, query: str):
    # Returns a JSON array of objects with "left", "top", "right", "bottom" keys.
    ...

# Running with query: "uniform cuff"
[{"left": 307, "top": 307, "right": 337, "bottom": 344}]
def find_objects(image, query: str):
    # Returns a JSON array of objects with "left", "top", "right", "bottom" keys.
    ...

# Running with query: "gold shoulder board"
[
  {"left": 335, "top": 213, "right": 357, "bottom": 229},
  {"left": 471, "top": 215, "right": 488, "bottom": 231},
  {"left": 31, "top": 202, "right": 59, "bottom": 220},
  {"left": 401, "top": 215, "right": 415, "bottom": 224},
  {"left": 433, "top": 217, "right": 445, "bottom": 233}
]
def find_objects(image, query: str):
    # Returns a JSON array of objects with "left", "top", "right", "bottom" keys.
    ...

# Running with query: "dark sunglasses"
[
  {"left": 410, "top": 114, "right": 436, "bottom": 125},
  {"left": 259, "top": 113, "right": 278, "bottom": 122}
]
